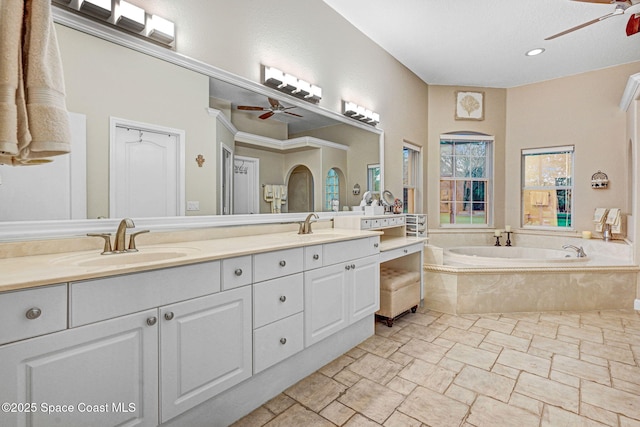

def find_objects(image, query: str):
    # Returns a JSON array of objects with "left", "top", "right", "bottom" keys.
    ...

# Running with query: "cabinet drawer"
[
  {"left": 304, "top": 245, "right": 323, "bottom": 270},
  {"left": 70, "top": 261, "right": 221, "bottom": 327},
  {"left": 222, "top": 255, "right": 252, "bottom": 290},
  {"left": 253, "top": 312, "right": 304, "bottom": 373},
  {"left": 253, "top": 273, "right": 303, "bottom": 328},
  {"left": 323, "top": 237, "right": 380, "bottom": 266},
  {"left": 0, "top": 284, "right": 67, "bottom": 345},
  {"left": 380, "top": 242, "right": 424, "bottom": 263},
  {"left": 253, "top": 247, "right": 303, "bottom": 283},
  {"left": 361, "top": 219, "right": 372, "bottom": 229}
]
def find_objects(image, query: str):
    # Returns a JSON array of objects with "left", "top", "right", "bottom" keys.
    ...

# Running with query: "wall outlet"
[{"left": 186, "top": 201, "right": 200, "bottom": 211}]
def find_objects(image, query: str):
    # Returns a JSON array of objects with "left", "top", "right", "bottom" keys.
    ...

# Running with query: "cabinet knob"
[
  {"left": 146, "top": 316, "right": 157, "bottom": 326},
  {"left": 25, "top": 307, "right": 42, "bottom": 320},
  {"left": 313, "top": 254, "right": 319, "bottom": 260},
  {"left": 404, "top": 249, "right": 408, "bottom": 254},
  {"left": 279, "top": 260, "right": 286, "bottom": 267},
  {"left": 373, "top": 243, "right": 379, "bottom": 248},
  {"left": 279, "top": 295, "right": 287, "bottom": 303},
  {"left": 280, "top": 338, "right": 287, "bottom": 345},
  {"left": 234, "top": 268, "right": 243, "bottom": 276},
  {"left": 164, "top": 312, "right": 175, "bottom": 321},
  {"left": 345, "top": 265, "right": 351, "bottom": 271}
]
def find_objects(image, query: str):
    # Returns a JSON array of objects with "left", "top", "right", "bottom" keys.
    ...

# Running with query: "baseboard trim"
[{"left": 635, "top": 299, "right": 640, "bottom": 311}]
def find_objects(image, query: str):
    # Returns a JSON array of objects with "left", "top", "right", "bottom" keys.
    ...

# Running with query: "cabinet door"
[
  {"left": 304, "top": 263, "right": 348, "bottom": 346},
  {"left": 349, "top": 254, "right": 380, "bottom": 323},
  {"left": 0, "top": 310, "right": 158, "bottom": 427},
  {"left": 159, "top": 286, "right": 252, "bottom": 423}
]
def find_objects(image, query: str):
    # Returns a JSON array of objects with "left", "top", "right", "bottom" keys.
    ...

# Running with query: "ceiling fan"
[
  {"left": 236, "top": 97, "right": 303, "bottom": 120},
  {"left": 546, "top": 0, "right": 640, "bottom": 40}
]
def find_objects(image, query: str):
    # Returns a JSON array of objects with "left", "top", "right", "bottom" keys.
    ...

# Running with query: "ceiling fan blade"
[
  {"left": 284, "top": 111, "right": 303, "bottom": 118},
  {"left": 572, "top": 0, "right": 616, "bottom": 4},
  {"left": 259, "top": 111, "right": 275, "bottom": 120},
  {"left": 628, "top": 13, "right": 640, "bottom": 35},
  {"left": 237, "top": 106, "right": 267, "bottom": 111},
  {"left": 545, "top": 11, "right": 618, "bottom": 40}
]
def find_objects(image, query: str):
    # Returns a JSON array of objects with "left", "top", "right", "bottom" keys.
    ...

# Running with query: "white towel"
[
  {"left": 594, "top": 208, "right": 608, "bottom": 233},
  {"left": 0, "top": 0, "right": 71, "bottom": 165},
  {"left": 263, "top": 184, "right": 273, "bottom": 201},
  {"left": 279, "top": 185, "right": 287, "bottom": 202}
]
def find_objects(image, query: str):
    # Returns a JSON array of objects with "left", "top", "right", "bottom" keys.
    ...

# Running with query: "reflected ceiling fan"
[
  {"left": 546, "top": 0, "right": 640, "bottom": 40},
  {"left": 236, "top": 97, "right": 303, "bottom": 120}
]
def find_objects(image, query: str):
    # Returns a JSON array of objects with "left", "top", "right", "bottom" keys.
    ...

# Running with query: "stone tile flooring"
[{"left": 232, "top": 308, "right": 640, "bottom": 427}]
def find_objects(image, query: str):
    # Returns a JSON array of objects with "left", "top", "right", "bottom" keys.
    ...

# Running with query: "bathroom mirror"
[{"left": 0, "top": 8, "right": 383, "bottom": 238}]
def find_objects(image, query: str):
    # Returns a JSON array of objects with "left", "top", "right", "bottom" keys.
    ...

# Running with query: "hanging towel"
[
  {"left": 530, "top": 191, "right": 549, "bottom": 206},
  {"left": 593, "top": 208, "right": 608, "bottom": 233},
  {"left": 263, "top": 184, "right": 273, "bottom": 201},
  {"left": 279, "top": 185, "right": 287, "bottom": 202},
  {"left": 606, "top": 208, "right": 622, "bottom": 234},
  {"left": 0, "top": 0, "right": 71, "bottom": 165}
]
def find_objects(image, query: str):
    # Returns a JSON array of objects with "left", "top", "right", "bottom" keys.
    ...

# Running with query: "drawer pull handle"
[
  {"left": 234, "top": 268, "right": 243, "bottom": 276},
  {"left": 164, "top": 312, "right": 175, "bottom": 321},
  {"left": 345, "top": 265, "right": 351, "bottom": 271},
  {"left": 313, "top": 254, "right": 319, "bottom": 260},
  {"left": 279, "top": 260, "right": 286, "bottom": 267},
  {"left": 279, "top": 295, "right": 287, "bottom": 302},
  {"left": 280, "top": 338, "right": 287, "bottom": 345},
  {"left": 146, "top": 316, "right": 157, "bottom": 326},
  {"left": 404, "top": 249, "right": 408, "bottom": 254},
  {"left": 374, "top": 243, "right": 379, "bottom": 248},
  {"left": 351, "top": 264, "right": 356, "bottom": 269},
  {"left": 25, "top": 307, "right": 42, "bottom": 320}
]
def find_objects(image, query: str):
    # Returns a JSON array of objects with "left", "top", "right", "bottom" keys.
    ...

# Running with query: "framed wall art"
[{"left": 455, "top": 91, "right": 484, "bottom": 121}]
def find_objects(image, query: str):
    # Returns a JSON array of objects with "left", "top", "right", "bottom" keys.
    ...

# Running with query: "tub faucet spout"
[{"left": 562, "top": 244, "right": 587, "bottom": 258}]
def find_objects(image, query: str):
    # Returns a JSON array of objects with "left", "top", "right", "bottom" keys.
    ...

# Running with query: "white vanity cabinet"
[
  {"left": 304, "top": 238, "right": 380, "bottom": 346},
  {"left": 159, "top": 286, "right": 251, "bottom": 422},
  {"left": 0, "top": 309, "right": 159, "bottom": 427}
]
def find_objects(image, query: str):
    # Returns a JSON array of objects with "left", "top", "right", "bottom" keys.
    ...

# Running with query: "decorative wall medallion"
[
  {"left": 196, "top": 154, "right": 205, "bottom": 167},
  {"left": 455, "top": 91, "right": 484, "bottom": 121}
]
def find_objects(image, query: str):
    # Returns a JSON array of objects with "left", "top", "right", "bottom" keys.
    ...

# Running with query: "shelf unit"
[{"left": 405, "top": 214, "right": 427, "bottom": 238}]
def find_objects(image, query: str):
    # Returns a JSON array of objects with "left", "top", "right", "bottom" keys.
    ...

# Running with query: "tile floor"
[{"left": 232, "top": 308, "right": 640, "bottom": 427}]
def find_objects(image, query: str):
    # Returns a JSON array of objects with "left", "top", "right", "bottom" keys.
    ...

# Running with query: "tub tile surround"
[
  {"left": 233, "top": 307, "right": 640, "bottom": 427},
  {"left": 424, "top": 231, "right": 639, "bottom": 314}
]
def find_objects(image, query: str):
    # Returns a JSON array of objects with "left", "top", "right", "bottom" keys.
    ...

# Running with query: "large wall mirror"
[{"left": 0, "top": 7, "right": 383, "bottom": 240}]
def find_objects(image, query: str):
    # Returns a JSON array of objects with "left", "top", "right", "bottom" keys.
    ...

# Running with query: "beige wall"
[
  {"left": 506, "top": 62, "right": 640, "bottom": 233},
  {"left": 57, "top": 25, "right": 214, "bottom": 218},
  {"left": 427, "top": 86, "right": 507, "bottom": 227},
  {"left": 126, "top": 0, "right": 429, "bottom": 211}
]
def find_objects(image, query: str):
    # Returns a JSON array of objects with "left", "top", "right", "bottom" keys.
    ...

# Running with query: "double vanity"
[{"left": 0, "top": 217, "right": 425, "bottom": 427}]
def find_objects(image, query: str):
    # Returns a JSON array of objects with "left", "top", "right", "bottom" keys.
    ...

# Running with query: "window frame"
[
  {"left": 439, "top": 133, "right": 494, "bottom": 228},
  {"left": 521, "top": 145, "right": 575, "bottom": 231},
  {"left": 325, "top": 168, "right": 339, "bottom": 211}
]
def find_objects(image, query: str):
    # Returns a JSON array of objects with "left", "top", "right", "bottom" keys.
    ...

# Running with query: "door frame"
[
  {"left": 109, "top": 117, "right": 186, "bottom": 218},
  {"left": 220, "top": 142, "right": 233, "bottom": 215}
]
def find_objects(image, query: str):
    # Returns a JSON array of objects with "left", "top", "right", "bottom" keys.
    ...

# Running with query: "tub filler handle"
[{"left": 562, "top": 244, "right": 587, "bottom": 258}]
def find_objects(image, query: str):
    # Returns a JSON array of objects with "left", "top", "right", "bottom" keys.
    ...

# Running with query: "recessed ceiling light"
[{"left": 526, "top": 48, "right": 545, "bottom": 57}]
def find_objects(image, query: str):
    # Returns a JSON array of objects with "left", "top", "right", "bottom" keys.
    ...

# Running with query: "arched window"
[{"left": 325, "top": 168, "right": 339, "bottom": 211}]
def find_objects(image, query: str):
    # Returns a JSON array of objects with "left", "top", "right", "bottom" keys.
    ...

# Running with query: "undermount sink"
[
  {"left": 294, "top": 233, "right": 347, "bottom": 240},
  {"left": 52, "top": 247, "right": 200, "bottom": 268}
]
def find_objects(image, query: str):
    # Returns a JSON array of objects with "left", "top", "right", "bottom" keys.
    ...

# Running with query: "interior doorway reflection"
[{"left": 287, "top": 165, "right": 314, "bottom": 213}]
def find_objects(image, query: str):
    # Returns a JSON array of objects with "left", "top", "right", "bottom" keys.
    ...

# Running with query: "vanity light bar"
[
  {"left": 262, "top": 66, "right": 322, "bottom": 103},
  {"left": 343, "top": 101, "right": 379, "bottom": 126},
  {"left": 115, "top": 0, "right": 146, "bottom": 33},
  {"left": 60, "top": 0, "right": 175, "bottom": 47}
]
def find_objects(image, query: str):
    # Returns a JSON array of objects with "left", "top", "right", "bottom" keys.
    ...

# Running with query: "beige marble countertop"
[{"left": 0, "top": 229, "right": 382, "bottom": 293}]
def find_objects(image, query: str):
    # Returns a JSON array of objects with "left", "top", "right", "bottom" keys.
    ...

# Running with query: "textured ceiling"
[{"left": 322, "top": 0, "right": 640, "bottom": 88}]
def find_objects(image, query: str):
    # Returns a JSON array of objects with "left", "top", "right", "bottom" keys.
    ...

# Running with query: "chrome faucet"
[
  {"left": 562, "top": 244, "right": 587, "bottom": 258},
  {"left": 114, "top": 218, "right": 135, "bottom": 252},
  {"left": 298, "top": 213, "right": 319, "bottom": 235}
]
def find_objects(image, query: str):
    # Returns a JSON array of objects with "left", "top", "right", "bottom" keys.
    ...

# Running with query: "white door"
[
  {"left": 233, "top": 156, "right": 259, "bottom": 214},
  {"left": 0, "top": 112, "right": 87, "bottom": 221},
  {"left": 111, "top": 119, "right": 185, "bottom": 218}
]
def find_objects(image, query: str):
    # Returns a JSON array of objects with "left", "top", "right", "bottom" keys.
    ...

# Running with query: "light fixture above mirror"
[
  {"left": 343, "top": 101, "right": 379, "bottom": 126},
  {"left": 262, "top": 66, "right": 322, "bottom": 103}
]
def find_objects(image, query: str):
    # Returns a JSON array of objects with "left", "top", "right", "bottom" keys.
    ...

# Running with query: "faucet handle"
[
  {"left": 88, "top": 233, "right": 113, "bottom": 255},
  {"left": 127, "top": 230, "right": 150, "bottom": 252}
]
